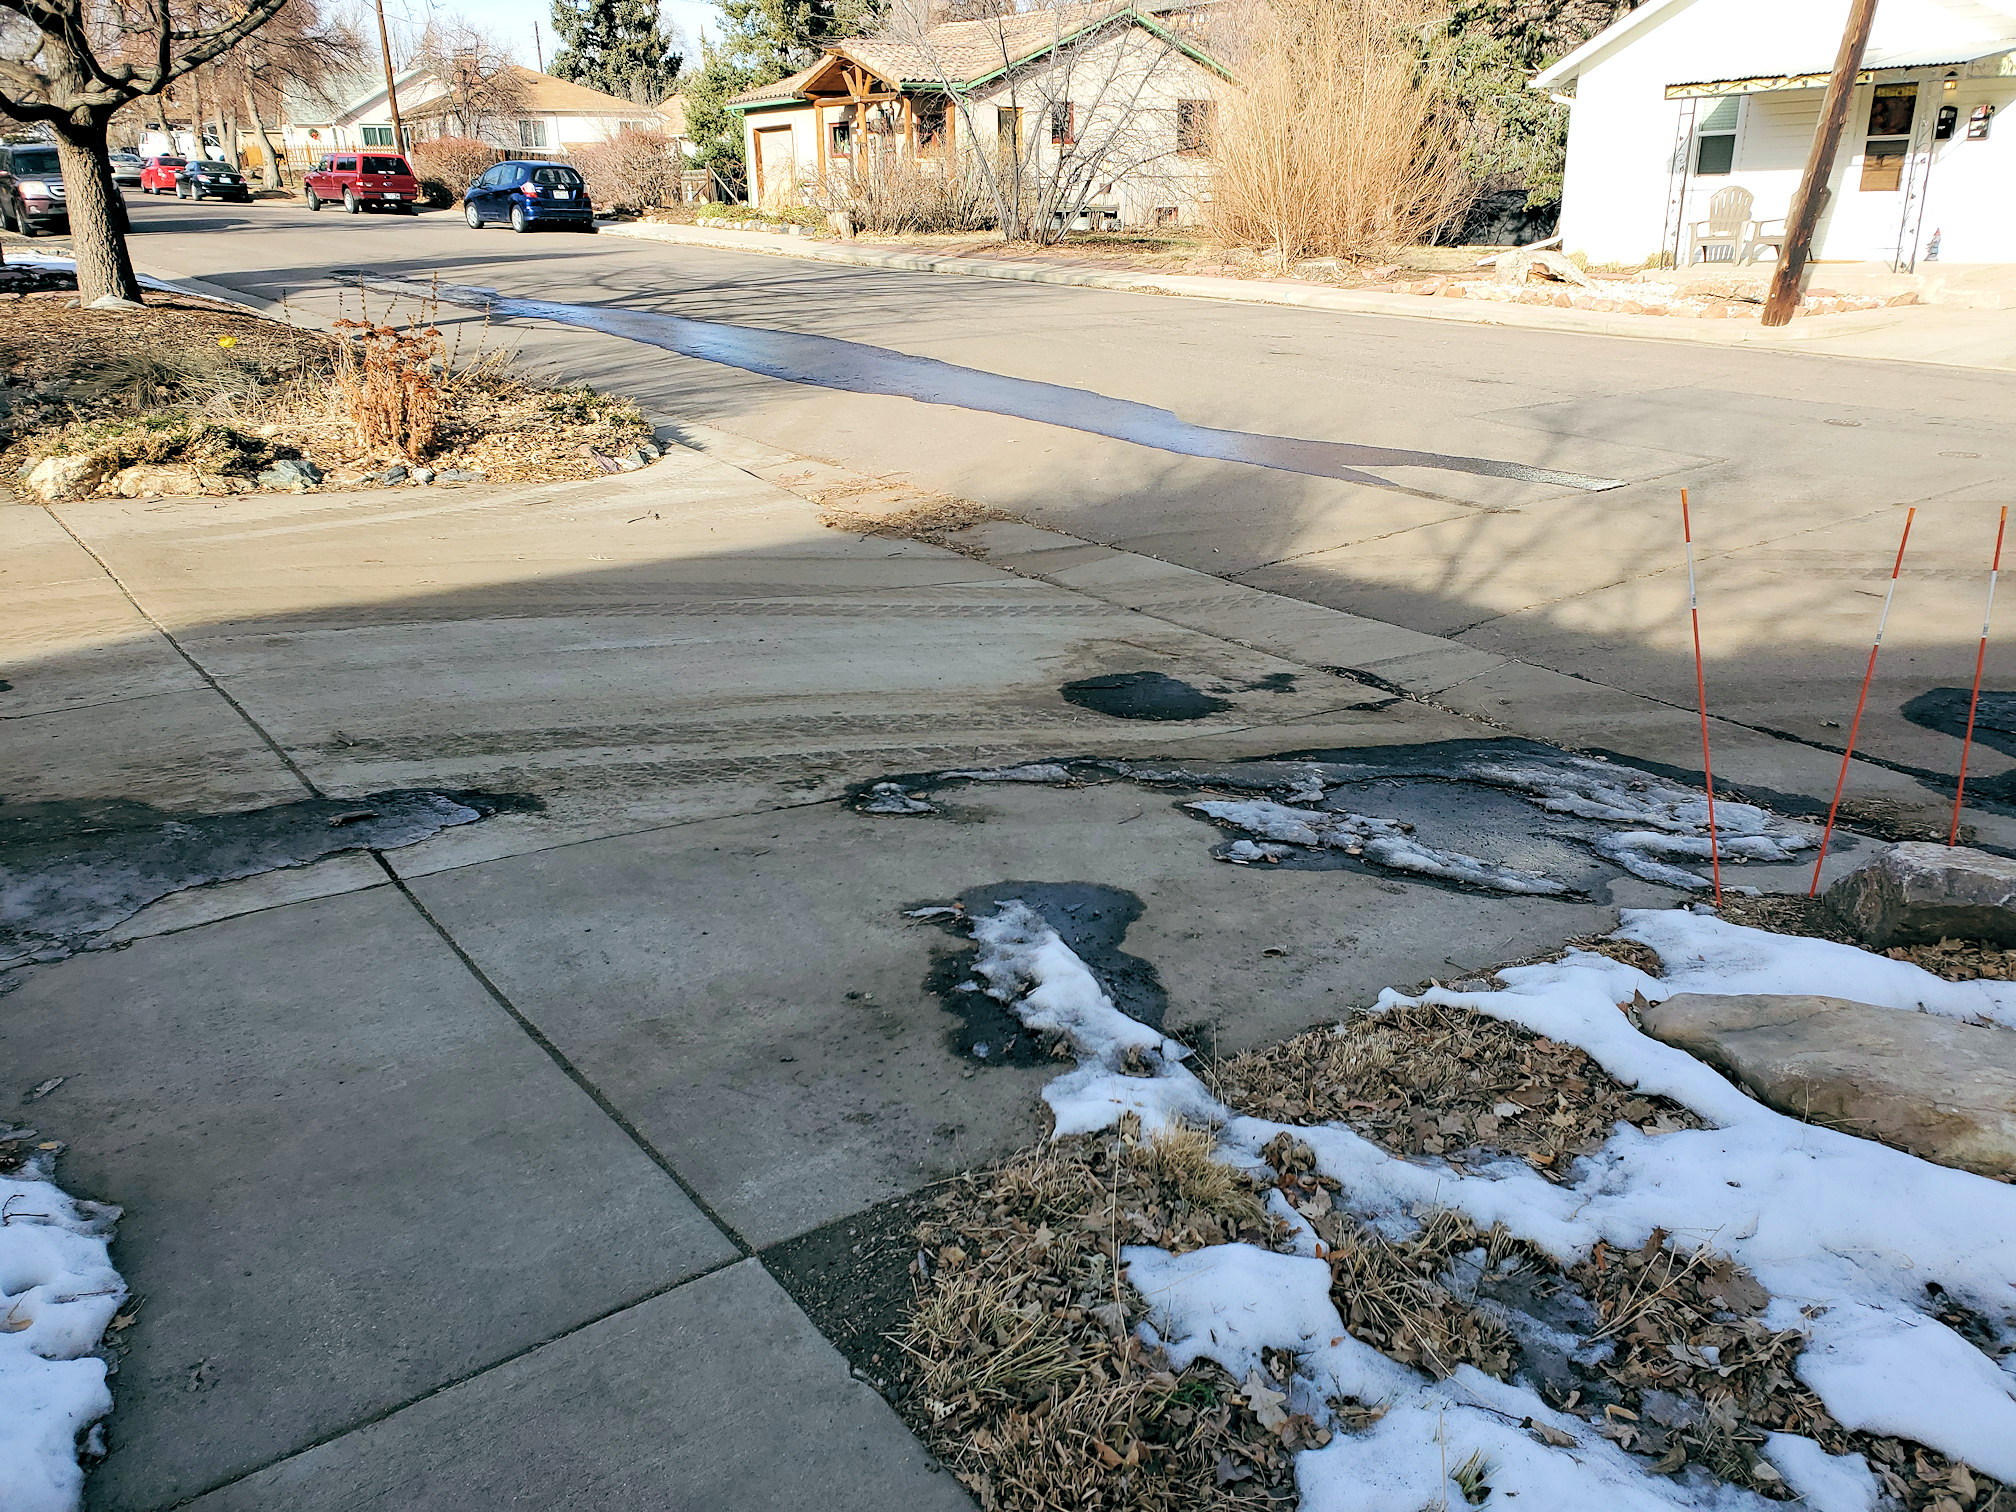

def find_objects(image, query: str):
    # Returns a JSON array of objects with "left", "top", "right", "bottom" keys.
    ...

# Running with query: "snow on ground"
[
  {"left": 956, "top": 896, "right": 2016, "bottom": 1510},
  {"left": 0, "top": 1148, "right": 125, "bottom": 1512},
  {"left": 1187, "top": 798, "right": 1572, "bottom": 895}
]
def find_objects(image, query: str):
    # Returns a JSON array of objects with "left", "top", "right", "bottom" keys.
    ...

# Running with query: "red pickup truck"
[{"left": 305, "top": 153, "right": 420, "bottom": 215}]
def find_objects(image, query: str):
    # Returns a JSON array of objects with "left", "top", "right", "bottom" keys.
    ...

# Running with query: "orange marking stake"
[
  {"left": 1950, "top": 505, "right": 2008, "bottom": 846},
  {"left": 1680, "top": 490, "right": 1723, "bottom": 905},
  {"left": 1810, "top": 507, "right": 1916, "bottom": 896}
]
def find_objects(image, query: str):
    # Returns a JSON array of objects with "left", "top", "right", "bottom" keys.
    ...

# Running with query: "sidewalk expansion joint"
[
  {"left": 374, "top": 853, "right": 757, "bottom": 1260},
  {"left": 156, "top": 1255, "right": 752, "bottom": 1510}
]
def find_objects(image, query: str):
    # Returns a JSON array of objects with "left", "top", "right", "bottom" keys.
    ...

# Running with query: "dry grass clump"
[
  {"left": 818, "top": 493, "right": 1019, "bottom": 546},
  {"left": 902, "top": 1120, "right": 1304, "bottom": 1508},
  {"left": 799, "top": 152, "right": 998, "bottom": 235},
  {"left": 1211, "top": 1001, "right": 1700, "bottom": 1179},
  {"left": 1204, "top": 0, "right": 1474, "bottom": 262},
  {"left": 334, "top": 318, "right": 443, "bottom": 460}
]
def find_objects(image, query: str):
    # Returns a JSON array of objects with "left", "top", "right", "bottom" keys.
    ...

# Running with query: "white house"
[
  {"left": 726, "top": 1, "right": 1228, "bottom": 226},
  {"left": 1535, "top": 0, "right": 2016, "bottom": 270},
  {"left": 278, "top": 66, "right": 667, "bottom": 158}
]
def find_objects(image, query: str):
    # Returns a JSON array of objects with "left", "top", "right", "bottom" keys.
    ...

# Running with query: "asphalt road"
[{"left": 105, "top": 194, "right": 2016, "bottom": 811}]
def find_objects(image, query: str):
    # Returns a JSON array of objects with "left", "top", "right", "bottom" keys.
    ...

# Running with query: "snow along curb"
[{"left": 595, "top": 221, "right": 1927, "bottom": 354}]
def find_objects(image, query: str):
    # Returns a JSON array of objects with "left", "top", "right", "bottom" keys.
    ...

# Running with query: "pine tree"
[
  {"left": 717, "top": 0, "right": 885, "bottom": 77},
  {"left": 549, "top": 0, "right": 686, "bottom": 102}
]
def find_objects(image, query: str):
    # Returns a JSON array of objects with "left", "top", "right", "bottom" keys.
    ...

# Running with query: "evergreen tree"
[
  {"left": 717, "top": 0, "right": 884, "bottom": 77},
  {"left": 550, "top": 0, "right": 686, "bottom": 102},
  {"left": 681, "top": 42, "right": 761, "bottom": 194}
]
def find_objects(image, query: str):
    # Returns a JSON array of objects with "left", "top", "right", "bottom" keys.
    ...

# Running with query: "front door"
[{"left": 755, "top": 126, "right": 795, "bottom": 210}]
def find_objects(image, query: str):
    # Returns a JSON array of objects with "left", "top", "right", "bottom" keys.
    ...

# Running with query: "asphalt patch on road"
[
  {"left": 0, "top": 788, "right": 539, "bottom": 967},
  {"left": 921, "top": 881, "right": 1168, "bottom": 1067},
  {"left": 1060, "top": 670, "right": 1232, "bottom": 721}
]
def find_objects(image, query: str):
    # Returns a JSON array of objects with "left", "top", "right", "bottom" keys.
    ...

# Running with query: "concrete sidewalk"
[{"left": 598, "top": 220, "right": 2016, "bottom": 373}]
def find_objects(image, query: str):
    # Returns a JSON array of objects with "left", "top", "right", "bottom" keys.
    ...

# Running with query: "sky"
[{"left": 373, "top": 0, "right": 726, "bottom": 73}]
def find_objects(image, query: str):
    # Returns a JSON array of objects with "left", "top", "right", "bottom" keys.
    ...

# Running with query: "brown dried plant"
[{"left": 333, "top": 317, "right": 444, "bottom": 460}]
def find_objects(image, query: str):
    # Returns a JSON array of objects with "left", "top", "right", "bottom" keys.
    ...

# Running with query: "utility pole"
[
  {"left": 1762, "top": 0, "right": 1880, "bottom": 326},
  {"left": 534, "top": 20, "right": 545, "bottom": 72},
  {"left": 373, "top": 0, "right": 407, "bottom": 150}
]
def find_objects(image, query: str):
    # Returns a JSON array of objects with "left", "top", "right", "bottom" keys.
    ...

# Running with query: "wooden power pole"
[
  {"left": 1762, "top": 0, "right": 1880, "bottom": 326},
  {"left": 373, "top": 0, "right": 406, "bottom": 150}
]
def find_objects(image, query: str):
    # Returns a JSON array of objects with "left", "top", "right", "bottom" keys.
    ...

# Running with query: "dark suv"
[
  {"left": 0, "top": 143, "right": 127, "bottom": 235},
  {"left": 463, "top": 161, "right": 593, "bottom": 232}
]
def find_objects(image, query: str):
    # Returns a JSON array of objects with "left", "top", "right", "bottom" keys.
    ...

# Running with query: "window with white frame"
[
  {"left": 1693, "top": 95, "right": 1740, "bottom": 175},
  {"left": 361, "top": 125, "right": 395, "bottom": 147},
  {"left": 518, "top": 119, "right": 548, "bottom": 149}
]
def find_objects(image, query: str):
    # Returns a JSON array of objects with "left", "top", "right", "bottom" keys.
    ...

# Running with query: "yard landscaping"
[{"left": 0, "top": 264, "right": 659, "bottom": 503}]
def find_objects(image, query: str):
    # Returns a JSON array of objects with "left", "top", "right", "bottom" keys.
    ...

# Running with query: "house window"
[
  {"left": 997, "top": 106, "right": 1022, "bottom": 154},
  {"left": 1050, "top": 101, "right": 1075, "bottom": 146},
  {"left": 830, "top": 119, "right": 852, "bottom": 157},
  {"left": 914, "top": 95, "right": 949, "bottom": 150},
  {"left": 518, "top": 119, "right": 548, "bottom": 149},
  {"left": 1177, "top": 98, "right": 1214, "bottom": 155},
  {"left": 1693, "top": 95, "right": 1739, "bottom": 175},
  {"left": 1860, "top": 83, "right": 1916, "bottom": 190},
  {"left": 361, "top": 125, "right": 394, "bottom": 147}
]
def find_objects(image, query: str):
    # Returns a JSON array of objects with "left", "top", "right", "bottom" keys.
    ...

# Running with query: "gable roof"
[
  {"left": 509, "top": 66, "right": 655, "bottom": 115},
  {"left": 1534, "top": 0, "right": 2016, "bottom": 89},
  {"left": 727, "top": 2, "right": 1226, "bottom": 107}
]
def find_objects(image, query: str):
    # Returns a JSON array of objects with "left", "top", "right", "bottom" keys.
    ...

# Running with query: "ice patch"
[
  {"left": 1188, "top": 798, "right": 1570, "bottom": 895},
  {"left": 0, "top": 1149, "right": 125, "bottom": 1512},
  {"left": 938, "top": 763, "right": 1076, "bottom": 784},
  {"left": 859, "top": 782, "right": 934, "bottom": 814}
]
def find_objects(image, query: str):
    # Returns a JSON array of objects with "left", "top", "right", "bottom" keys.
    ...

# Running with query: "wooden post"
[{"left": 1762, "top": 0, "right": 1879, "bottom": 326}]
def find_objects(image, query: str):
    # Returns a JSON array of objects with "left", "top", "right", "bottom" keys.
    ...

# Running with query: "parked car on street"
[
  {"left": 463, "top": 161, "right": 593, "bottom": 233},
  {"left": 109, "top": 152, "right": 144, "bottom": 187},
  {"left": 174, "top": 159, "right": 251, "bottom": 201},
  {"left": 138, "top": 155, "right": 186, "bottom": 193},
  {"left": 304, "top": 153, "right": 420, "bottom": 214},
  {"left": 0, "top": 143, "right": 127, "bottom": 235}
]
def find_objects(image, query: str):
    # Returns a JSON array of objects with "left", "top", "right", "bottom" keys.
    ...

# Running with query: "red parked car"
[
  {"left": 304, "top": 153, "right": 420, "bottom": 215},
  {"left": 138, "top": 156, "right": 186, "bottom": 194}
]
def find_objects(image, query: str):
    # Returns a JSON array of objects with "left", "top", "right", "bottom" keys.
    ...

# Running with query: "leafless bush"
[
  {"left": 408, "top": 136, "right": 507, "bottom": 205},
  {"left": 334, "top": 318, "right": 443, "bottom": 460},
  {"left": 797, "top": 150, "right": 995, "bottom": 234},
  {"left": 571, "top": 128, "right": 683, "bottom": 213},
  {"left": 1205, "top": 0, "right": 1476, "bottom": 262}
]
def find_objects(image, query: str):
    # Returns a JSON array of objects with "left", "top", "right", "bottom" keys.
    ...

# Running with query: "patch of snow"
[
  {"left": 1621, "top": 909, "right": 2016, "bottom": 1030},
  {"left": 860, "top": 782, "right": 933, "bottom": 814},
  {"left": 1188, "top": 799, "right": 1570, "bottom": 895},
  {"left": 0, "top": 1154, "right": 125, "bottom": 1512},
  {"left": 953, "top": 896, "right": 2016, "bottom": 1502},
  {"left": 938, "top": 763, "right": 1076, "bottom": 784}
]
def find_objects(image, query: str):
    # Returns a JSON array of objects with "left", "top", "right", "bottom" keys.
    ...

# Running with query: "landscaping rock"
[
  {"left": 434, "top": 468, "right": 486, "bottom": 483},
  {"left": 24, "top": 453, "right": 104, "bottom": 502},
  {"left": 377, "top": 464, "right": 409, "bottom": 485},
  {"left": 1643, "top": 992, "right": 2016, "bottom": 1178},
  {"left": 411, "top": 467, "right": 436, "bottom": 485},
  {"left": 255, "top": 458, "right": 323, "bottom": 492},
  {"left": 1825, "top": 842, "right": 2016, "bottom": 948},
  {"left": 86, "top": 294, "right": 146, "bottom": 312},
  {"left": 109, "top": 463, "right": 204, "bottom": 498}
]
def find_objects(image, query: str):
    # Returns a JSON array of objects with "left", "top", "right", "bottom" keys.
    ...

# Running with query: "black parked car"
[
  {"left": 0, "top": 143, "right": 127, "bottom": 235},
  {"left": 174, "top": 159, "right": 251, "bottom": 202}
]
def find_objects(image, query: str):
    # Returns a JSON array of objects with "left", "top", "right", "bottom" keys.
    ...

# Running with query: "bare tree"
[
  {"left": 216, "top": 0, "right": 355, "bottom": 188},
  {"left": 413, "top": 22, "right": 530, "bottom": 145},
  {"left": 0, "top": 0, "right": 297, "bottom": 302},
  {"left": 876, "top": 0, "right": 1214, "bottom": 243}
]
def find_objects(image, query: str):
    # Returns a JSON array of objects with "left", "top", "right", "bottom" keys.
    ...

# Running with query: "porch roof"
[{"left": 1666, "top": 40, "right": 2015, "bottom": 94}]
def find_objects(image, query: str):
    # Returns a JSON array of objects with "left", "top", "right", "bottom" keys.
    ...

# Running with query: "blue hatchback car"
[{"left": 463, "top": 160, "right": 594, "bottom": 233}]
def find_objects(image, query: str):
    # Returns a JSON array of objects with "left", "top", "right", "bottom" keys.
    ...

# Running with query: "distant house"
[
  {"left": 725, "top": 1, "right": 1229, "bottom": 225},
  {"left": 277, "top": 66, "right": 662, "bottom": 158},
  {"left": 1535, "top": 0, "right": 2016, "bottom": 269}
]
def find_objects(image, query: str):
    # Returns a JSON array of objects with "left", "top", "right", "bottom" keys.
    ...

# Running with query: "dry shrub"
[
  {"left": 1211, "top": 1001, "right": 1700, "bottom": 1179},
  {"left": 334, "top": 318, "right": 443, "bottom": 460},
  {"left": 571, "top": 128, "right": 683, "bottom": 213},
  {"left": 799, "top": 150, "right": 996, "bottom": 235},
  {"left": 903, "top": 1121, "right": 1305, "bottom": 1508},
  {"left": 1205, "top": 0, "right": 1475, "bottom": 261},
  {"left": 407, "top": 136, "right": 507, "bottom": 206}
]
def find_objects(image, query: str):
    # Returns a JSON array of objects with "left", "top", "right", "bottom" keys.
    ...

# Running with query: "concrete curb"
[{"left": 597, "top": 220, "right": 1943, "bottom": 356}]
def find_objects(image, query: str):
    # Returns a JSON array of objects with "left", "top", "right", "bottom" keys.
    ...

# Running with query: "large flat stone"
[
  {"left": 183, "top": 1260, "right": 973, "bottom": 1512},
  {"left": 1825, "top": 842, "right": 2016, "bottom": 949},
  {"left": 1642, "top": 992, "right": 2016, "bottom": 1178},
  {"left": 0, "top": 886, "right": 737, "bottom": 1510}
]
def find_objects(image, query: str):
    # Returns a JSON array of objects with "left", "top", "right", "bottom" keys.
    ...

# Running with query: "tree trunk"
[
  {"left": 52, "top": 115, "right": 142, "bottom": 305},
  {"left": 246, "top": 86, "right": 284, "bottom": 189}
]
